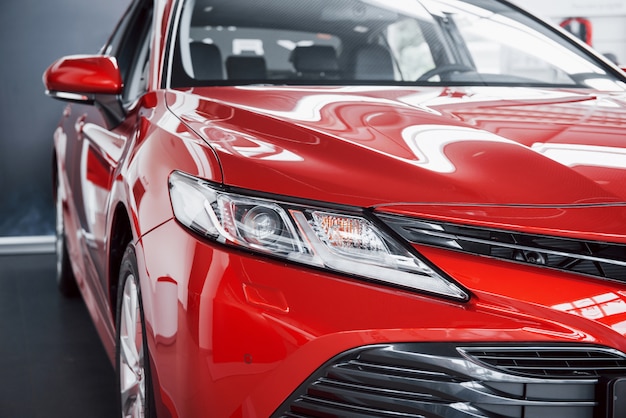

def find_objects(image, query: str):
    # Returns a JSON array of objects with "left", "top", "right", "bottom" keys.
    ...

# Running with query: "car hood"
[{"left": 168, "top": 85, "right": 626, "bottom": 237}]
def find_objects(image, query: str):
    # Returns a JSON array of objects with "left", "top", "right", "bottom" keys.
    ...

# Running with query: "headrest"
[
  {"left": 291, "top": 45, "right": 339, "bottom": 74},
  {"left": 189, "top": 42, "right": 223, "bottom": 80},
  {"left": 226, "top": 55, "right": 267, "bottom": 80},
  {"left": 353, "top": 44, "right": 395, "bottom": 80}
]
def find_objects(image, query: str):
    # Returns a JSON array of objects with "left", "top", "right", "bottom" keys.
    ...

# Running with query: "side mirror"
[
  {"left": 43, "top": 55, "right": 125, "bottom": 127},
  {"left": 43, "top": 55, "right": 123, "bottom": 101}
]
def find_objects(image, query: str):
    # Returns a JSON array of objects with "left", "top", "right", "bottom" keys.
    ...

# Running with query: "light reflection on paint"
[
  {"left": 532, "top": 142, "right": 626, "bottom": 169},
  {"left": 553, "top": 292, "right": 626, "bottom": 335},
  {"left": 402, "top": 124, "right": 522, "bottom": 173},
  {"left": 171, "top": 91, "right": 305, "bottom": 162}
]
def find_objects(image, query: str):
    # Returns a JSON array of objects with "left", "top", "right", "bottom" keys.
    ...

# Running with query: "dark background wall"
[{"left": 0, "top": 0, "right": 130, "bottom": 237}]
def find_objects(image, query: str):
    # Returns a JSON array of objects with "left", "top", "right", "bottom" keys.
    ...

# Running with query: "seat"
[
  {"left": 353, "top": 44, "right": 395, "bottom": 81},
  {"left": 189, "top": 42, "right": 224, "bottom": 80},
  {"left": 226, "top": 55, "right": 267, "bottom": 80},
  {"left": 290, "top": 45, "right": 339, "bottom": 79}
]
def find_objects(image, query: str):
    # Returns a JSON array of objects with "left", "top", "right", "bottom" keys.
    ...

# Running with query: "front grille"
[
  {"left": 378, "top": 215, "right": 626, "bottom": 283},
  {"left": 272, "top": 343, "right": 626, "bottom": 418}
]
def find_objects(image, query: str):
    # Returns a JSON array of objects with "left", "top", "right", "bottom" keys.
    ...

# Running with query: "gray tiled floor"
[{"left": 0, "top": 253, "right": 117, "bottom": 417}]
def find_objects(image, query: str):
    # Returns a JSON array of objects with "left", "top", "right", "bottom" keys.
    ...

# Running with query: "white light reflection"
[
  {"left": 553, "top": 292, "right": 626, "bottom": 335},
  {"left": 402, "top": 124, "right": 521, "bottom": 173},
  {"left": 532, "top": 142, "right": 626, "bottom": 169},
  {"left": 232, "top": 137, "right": 303, "bottom": 161}
]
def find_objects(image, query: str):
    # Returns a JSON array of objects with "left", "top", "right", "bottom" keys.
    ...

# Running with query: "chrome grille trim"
[
  {"left": 273, "top": 343, "right": 626, "bottom": 418},
  {"left": 378, "top": 215, "right": 626, "bottom": 282}
]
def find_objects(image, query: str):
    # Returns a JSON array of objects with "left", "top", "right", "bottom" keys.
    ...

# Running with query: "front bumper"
[{"left": 137, "top": 219, "right": 626, "bottom": 417}]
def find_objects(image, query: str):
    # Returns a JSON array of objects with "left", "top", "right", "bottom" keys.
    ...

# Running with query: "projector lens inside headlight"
[{"left": 241, "top": 206, "right": 284, "bottom": 245}]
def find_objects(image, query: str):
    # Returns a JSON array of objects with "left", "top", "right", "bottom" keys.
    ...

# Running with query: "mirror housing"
[
  {"left": 43, "top": 55, "right": 125, "bottom": 127},
  {"left": 43, "top": 55, "right": 123, "bottom": 100}
]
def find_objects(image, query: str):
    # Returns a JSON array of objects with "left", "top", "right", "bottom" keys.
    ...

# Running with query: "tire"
[
  {"left": 55, "top": 179, "right": 78, "bottom": 297},
  {"left": 115, "top": 244, "right": 156, "bottom": 418}
]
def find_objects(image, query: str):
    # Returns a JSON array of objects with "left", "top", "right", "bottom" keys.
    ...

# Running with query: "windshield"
[{"left": 169, "top": 0, "right": 626, "bottom": 90}]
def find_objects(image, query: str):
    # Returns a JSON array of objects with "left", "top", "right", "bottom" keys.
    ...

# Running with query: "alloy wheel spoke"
[
  {"left": 120, "top": 334, "right": 140, "bottom": 374},
  {"left": 55, "top": 188, "right": 64, "bottom": 277},
  {"left": 119, "top": 274, "right": 146, "bottom": 418}
]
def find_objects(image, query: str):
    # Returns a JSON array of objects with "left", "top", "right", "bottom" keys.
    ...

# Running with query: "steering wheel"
[{"left": 417, "top": 64, "right": 475, "bottom": 81}]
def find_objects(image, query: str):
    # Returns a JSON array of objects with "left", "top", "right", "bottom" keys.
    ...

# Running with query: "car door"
[{"left": 60, "top": 0, "right": 153, "bottom": 302}]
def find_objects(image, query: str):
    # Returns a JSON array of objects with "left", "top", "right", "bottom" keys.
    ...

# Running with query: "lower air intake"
[{"left": 272, "top": 343, "right": 626, "bottom": 418}]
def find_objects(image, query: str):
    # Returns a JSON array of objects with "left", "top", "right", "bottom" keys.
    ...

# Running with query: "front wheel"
[{"left": 115, "top": 245, "right": 156, "bottom": 418}]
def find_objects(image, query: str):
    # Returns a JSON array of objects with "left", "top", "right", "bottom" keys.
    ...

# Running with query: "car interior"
[
  {"left": 173, "top": 0, "right": 420, "bottom": 85},
  {"left": 183, "top": 33, "right": 391, "bottom": 83}
]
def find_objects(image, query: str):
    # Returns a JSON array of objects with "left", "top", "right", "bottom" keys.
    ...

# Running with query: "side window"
[
  {"left": 123, "top": 19, "right": 152, "bottom": 103},
  {"left": 104, "top": 1, "right": 153, "bottom": 104}
]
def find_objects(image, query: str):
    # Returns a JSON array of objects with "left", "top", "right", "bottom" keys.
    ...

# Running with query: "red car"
[{"left": 44, "top": 0, "right": 626, "bottom": 417}]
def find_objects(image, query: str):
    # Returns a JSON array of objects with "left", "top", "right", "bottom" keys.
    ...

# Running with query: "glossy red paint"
[
  {"left": 43, "top": 0, "right": 626, "bottom": 417},
  {"left": 44, "top": 55, "right": 123, "bottom": 95}
]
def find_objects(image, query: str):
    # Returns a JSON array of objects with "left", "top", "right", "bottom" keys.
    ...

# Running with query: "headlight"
[{"left": 169, "top": 171, "right": 468, "bottom": 301}]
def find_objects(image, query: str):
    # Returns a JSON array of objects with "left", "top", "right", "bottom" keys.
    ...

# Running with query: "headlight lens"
[{"left": 169, "top": 171, "right": 468, "bottom": 301}]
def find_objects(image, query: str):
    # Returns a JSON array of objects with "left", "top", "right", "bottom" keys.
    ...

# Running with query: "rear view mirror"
[{"left": 43, "top": 55, "right": 123, "bottom": 103}]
